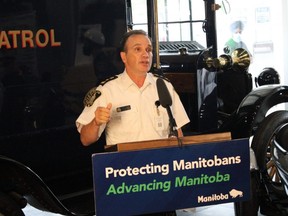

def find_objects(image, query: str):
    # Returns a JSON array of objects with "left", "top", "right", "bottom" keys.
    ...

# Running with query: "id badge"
[{"left": 155, "top": 112, "right": 164, "bottom": 131}]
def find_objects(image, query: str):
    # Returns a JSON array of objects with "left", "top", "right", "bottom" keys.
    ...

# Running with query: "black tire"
[
  {"left": 251, "top": 110, "right": 288, "bottom": 198},
  {"left": 234, "top": 170, "right": 260, "bottom": 216}
]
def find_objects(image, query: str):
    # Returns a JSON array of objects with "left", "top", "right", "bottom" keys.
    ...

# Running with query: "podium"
[
  {"left": 92, "top": 132, "right": 250, "bottom": 216},
  {"left": 105, "top": 132, "right": 232, "bottom": 152}
]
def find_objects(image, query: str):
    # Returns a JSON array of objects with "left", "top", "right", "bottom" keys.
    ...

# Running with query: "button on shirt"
[{"left": 76, "top": 71, "right": 190, "bottom": 145}]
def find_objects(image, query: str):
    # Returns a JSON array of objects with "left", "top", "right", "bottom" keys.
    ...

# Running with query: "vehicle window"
[{"left": 131, "top": 0, "right": 207, "bottom": 47}]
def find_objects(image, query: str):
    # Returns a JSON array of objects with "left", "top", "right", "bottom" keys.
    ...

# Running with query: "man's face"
[{"left": 120, "top": 34, "right": 153, "bottom": 75}]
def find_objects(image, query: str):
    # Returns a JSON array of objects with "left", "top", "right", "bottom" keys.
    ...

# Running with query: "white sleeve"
[{"left": 75, "top": 86, "right": 107, "bottom": 136}]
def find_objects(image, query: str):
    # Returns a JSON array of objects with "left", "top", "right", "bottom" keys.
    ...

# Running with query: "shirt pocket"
[{"left": 108, "top": 104, "right": 139, "bottom": 133}]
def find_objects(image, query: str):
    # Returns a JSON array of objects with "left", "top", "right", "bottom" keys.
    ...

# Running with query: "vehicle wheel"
[
  {"left": 234, "top": 170, "right": 260, "bottom": 216},
  {"left": 251, "top": 111, "right": 288, "bottom": 198}
]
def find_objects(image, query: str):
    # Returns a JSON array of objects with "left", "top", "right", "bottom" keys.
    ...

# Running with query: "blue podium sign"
[{"left": 92, "top": 138, "right": 250, "bottom": 216}]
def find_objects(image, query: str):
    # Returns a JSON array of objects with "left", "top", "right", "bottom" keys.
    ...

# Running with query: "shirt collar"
[
  {"left": 121, "top": 70, "right": 134, "bottom": 89},
  {"left": 121, "top": 70, "right": 154, "bottom": 90}
]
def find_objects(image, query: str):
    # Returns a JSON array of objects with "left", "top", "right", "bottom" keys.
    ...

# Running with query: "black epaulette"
[
  {"left": 99, "top": 75, "right": 118, "bottom": 86},
  {"left": 152, "top": 73, "right": 170, "bottom": 82}
]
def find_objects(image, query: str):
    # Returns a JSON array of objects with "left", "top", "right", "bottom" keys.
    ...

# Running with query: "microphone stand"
[
  {"left": 156, "top": 77, "right": 183, "bottom": 147},
  {"left": 165, "top": 106, "right": 183, "bottom": 147},
  {"left": 166, "top": 106, "right": 178, "bottom": 137}
]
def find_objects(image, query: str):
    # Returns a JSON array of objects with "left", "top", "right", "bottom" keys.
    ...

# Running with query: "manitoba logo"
[
  {"left": 229, "top": 189, "right": 243, "bottom": 198},
  {"left": 198, "top": 189, "right": 244, "bottom": 203}
]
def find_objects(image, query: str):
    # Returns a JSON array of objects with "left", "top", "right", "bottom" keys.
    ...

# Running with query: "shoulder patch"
[
  {"left": 100, "top": 75, "right": 118, "bottom": 86},
  {"left": 83, "top": 87, "right": 101, "bottom": 107},
  {"left": 152, "top": 73, "right": 170, "bottom": 82}
]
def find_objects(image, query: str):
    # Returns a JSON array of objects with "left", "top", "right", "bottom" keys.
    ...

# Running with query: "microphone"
[
  {"left": 156, "top": 78, "right": 172, "bottom": 108},
  {"left": 156, "top": 78, "right": 178, "bottom": 137}
]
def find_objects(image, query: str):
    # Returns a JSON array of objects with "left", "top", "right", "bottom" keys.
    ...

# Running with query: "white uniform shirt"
[{"left": 76, "top": 71, "right": 190, "bottom": 145}]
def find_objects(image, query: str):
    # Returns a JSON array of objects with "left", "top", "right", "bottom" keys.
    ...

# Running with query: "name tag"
[{"left": 116, "top": 105, "right": 131, "bottom": 112}]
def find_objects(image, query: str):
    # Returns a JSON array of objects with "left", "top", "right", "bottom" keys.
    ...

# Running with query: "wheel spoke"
[{"left": 266, "top": 160, "right": 274, "bottom": 169}]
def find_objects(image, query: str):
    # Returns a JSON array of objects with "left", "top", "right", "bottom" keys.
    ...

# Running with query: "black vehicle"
[
  {"left": 197, "top": 48, "right": 288, "bottom": 216},
  {"left": 249, "top": 110, "right": 288, "bottom": 216},
  {"left": 0, "top": 0, "right": 127, "bottom": 215},
  {"left": 225, "top": 85, "right": 288, "bottom": 216},
  {"left": 221, "top": 83, "right": 288, "bottom": 216}
]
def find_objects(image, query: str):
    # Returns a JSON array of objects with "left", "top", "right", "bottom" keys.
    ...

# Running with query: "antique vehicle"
[
  {"left": 250, "top": 110, "right": 288, "bottom": 216},
  {"left": 197, "top": 47, "right": 288, "bottom": 216},
  {"left": 224, "top": 84, "right": 288, "bottom": 216}
]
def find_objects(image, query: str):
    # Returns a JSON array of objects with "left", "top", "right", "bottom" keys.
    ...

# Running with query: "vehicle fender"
[{"left": 252, "top": 85, "right": 288, "bottom": 132}]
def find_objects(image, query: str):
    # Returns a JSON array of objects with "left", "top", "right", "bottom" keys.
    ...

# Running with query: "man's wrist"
[{"left": 93, "top": 119, "right": 101, "bottom": 127}]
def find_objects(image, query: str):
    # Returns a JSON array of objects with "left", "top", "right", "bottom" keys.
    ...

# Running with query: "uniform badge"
[{"left": 83, "top": 87, "right": 101, "bottom": 107}]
